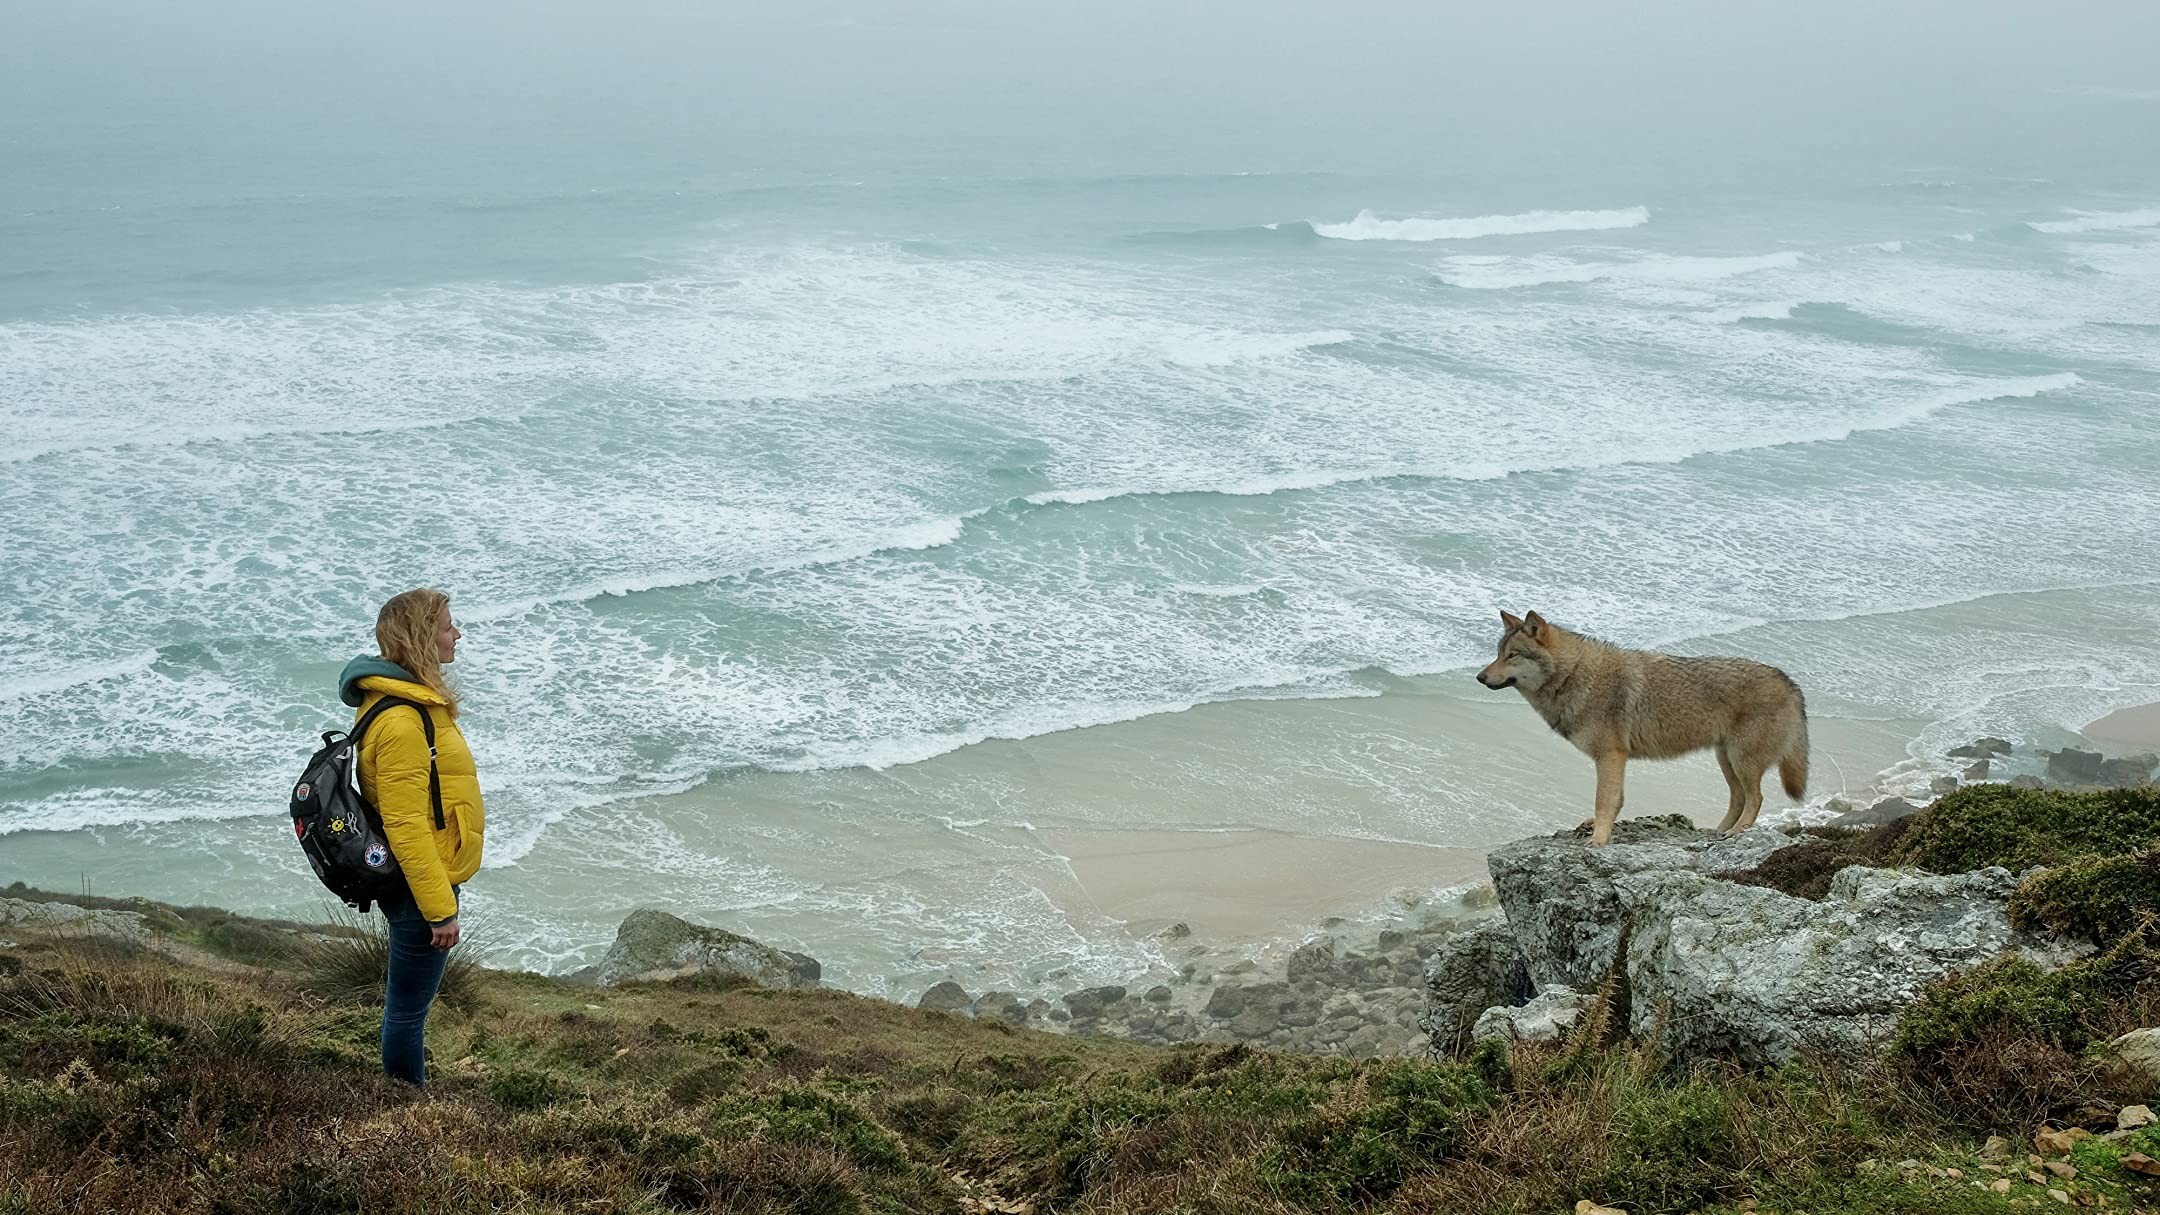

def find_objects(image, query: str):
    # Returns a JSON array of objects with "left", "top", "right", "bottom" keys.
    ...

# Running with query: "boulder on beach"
[{"left": 597, "top": 908, "right": 822, "bottom": 989}]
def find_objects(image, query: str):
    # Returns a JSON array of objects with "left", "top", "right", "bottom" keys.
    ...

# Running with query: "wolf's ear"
[
  {"left": 1523, "top": 610, "right": 1550, "bottom": 640},
  {"left": 1500, "top": 610, "right": 1524, "bottom": 633}
]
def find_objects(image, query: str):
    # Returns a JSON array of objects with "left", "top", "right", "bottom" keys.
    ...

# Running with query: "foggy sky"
[{"left": 6, "top": 1, "right": 2158, "bottom": 184}]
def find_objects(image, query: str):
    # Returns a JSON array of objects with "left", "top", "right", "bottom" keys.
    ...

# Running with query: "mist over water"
[{"left": 4, "top": 0, "right": 2159, "bottom": 985}]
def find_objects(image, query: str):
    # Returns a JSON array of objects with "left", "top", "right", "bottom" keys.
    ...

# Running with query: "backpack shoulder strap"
[{"left": 350, "top": 696, "right": 447, "bottom": 833}]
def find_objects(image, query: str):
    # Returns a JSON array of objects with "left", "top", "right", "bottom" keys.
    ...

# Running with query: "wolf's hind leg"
[
  {"left": 1734, "top": 779, "right": 1767, "bottom": 831},
  {"left": 1727, "top": 726, "right": 1778, "bottom": 832},
  {"left": 1713, "top": 745, "right": 1745, "bottom": 834}
]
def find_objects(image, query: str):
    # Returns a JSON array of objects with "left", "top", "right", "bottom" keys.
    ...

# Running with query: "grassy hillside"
[{"left": 4, "top": 784, "right": 2158, "bottom": 1215}]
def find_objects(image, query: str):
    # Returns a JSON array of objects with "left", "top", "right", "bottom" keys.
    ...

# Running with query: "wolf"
[{"left": 1475, "top": 610, "right": 1809, "bottom": 845}]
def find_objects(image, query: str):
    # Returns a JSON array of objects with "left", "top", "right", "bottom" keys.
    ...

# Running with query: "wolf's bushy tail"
[{"left": 1779, "top": 712, "right": 1810, "bottom": 800}]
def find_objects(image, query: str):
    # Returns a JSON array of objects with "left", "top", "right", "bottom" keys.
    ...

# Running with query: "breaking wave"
[
  {"left": 1311, "top": 205, "right": 1649, "bottom": 242},
  {"left": 2027, "top": 208, "right": 2160, "bottom": 234}
]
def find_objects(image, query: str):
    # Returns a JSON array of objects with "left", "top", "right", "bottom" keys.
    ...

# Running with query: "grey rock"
[
  {"left": 2048, "top": 748, "right": 2105, "bottom": 783},
  {"left": 1377, "top": 929, "right": 1406, "bottom": 949},
  {"left": 1486, "top": 822, "right": 1789, "bottom": 992},
  {"left": 1458, "top": 884, "right": 1501, "bottom": 911},
  {"left": 917, "top": 981, "right": 973, "bottom": 1013},
  {"left": 1025, "top": 998, "right": 1052, "bottom": 1022},
  {"left": 1143, "top": 985, "right": 1173, "bottom": 1005},
  {"left": 1062, "top": 985, "right": 1128, "bottom": 1019},
  {"left": 0, "top": 897, "right": 150, "bottom": 942},
  {"left": 1287, "top": 938, "right": 1370, "bottom": 987},
  {"left": 1230, "top": 1004, "right": 1281, "bottom": 1037},
  {"left": 1963, "top": 760, "right": 1991, "bottom": 781},
  {"left": 1204, "top": 983, "right": 1251, "bottom": 1019},
  {"left": 1281, "top": 999, "right": 1324, "bottom": 1029},
  {"left": 1343, "top": 1024, "right": 1402, "bottom": 1056},
  {"left": 1222, "top": 959, "right": 1258, "bottom": 976},
  {"left": 1826, "top": 797, "right": 1919, "bottom": 829},
  {"left": 595, "top": 908, "right": 822, "bottom": 989},
  {"left": 1620, "top": 864, "right": 2089, "bottom": 1066},
  {"left": 2099, "top": 1028, "right": 2160, "bottom": 1093},
  {"left": 971, "top": 991, "right": 1028, "bottom": 1023},
  {"left": 1420, "top": 917, "right": 1529, "bottom": 1051},
  {"left": 2100, "top": 755, "right": 2157, "bottom": 787},
  {"left": 1930, "top": 776, "right": 1961, "bottom": 797},
  {"left": 2011, "top": 775, "right": 2046, "bottom": 790},
  {"left": 1158, "top": 921, "right": 1192, "bottom": 941},
  {"left": 1472, "top": 985, "right": 1593, "bottom": 1043}
]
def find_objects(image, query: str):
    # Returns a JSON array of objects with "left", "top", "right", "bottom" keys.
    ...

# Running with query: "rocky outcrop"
[
  {"left": 0, "top": 897, "right": 150, "bottom": 942},
  {"left": 1486, "top": 819, "right": 1790, "bottom": 991},
  {"left": 1621, "top": 864, "right": 2087, "bottom": 1065},
  {"left": 598, "top": 909, "right": 821, "bottom": 989},
  {"left": 1429, "top": 820, "right": 2091, "bottom": 1066}
]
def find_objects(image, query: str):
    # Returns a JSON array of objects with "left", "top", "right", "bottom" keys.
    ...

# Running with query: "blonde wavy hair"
[{"left": 375, "top": 588, "right": 460, "bottom": 719}]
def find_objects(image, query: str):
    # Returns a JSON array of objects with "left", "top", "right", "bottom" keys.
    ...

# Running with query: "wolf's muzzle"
[{"left": 1475, "top": 673, "right": 1516, "bottom": 690}]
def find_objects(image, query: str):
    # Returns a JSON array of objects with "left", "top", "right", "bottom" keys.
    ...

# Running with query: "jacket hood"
[{"left": 339, "top": 655, "right": 421, "bottom": 707}]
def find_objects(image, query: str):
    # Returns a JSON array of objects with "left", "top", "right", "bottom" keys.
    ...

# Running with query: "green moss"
[
  {"left": 1896, "top": 784, "right": 2160, "bottom": 874},
  {"left": 2009, "top": 849, "right": 2160, "bottom": 946}
]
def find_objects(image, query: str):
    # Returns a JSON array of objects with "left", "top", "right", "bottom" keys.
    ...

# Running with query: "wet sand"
[{"left": 2082, "top": 703, "right": 2160, "bottom": 751}]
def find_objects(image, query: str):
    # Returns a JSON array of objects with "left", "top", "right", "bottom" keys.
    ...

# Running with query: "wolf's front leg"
[{"left": 1590, "top": 752, "right": 1627, "bottom": 846}]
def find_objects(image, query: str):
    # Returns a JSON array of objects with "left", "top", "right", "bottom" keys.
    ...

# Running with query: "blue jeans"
[{"left": 379, "top": 887, "right": 452, "bottom": 1086}]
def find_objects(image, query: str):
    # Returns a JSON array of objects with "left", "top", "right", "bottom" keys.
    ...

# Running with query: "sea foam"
[{"left": 1312, "top": 205, "right": 1648, "bottom": 242}]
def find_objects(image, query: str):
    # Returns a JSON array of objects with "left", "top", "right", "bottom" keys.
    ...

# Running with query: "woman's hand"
[{"left": 430, "top": 916, "right": 461, "bottom": 950}]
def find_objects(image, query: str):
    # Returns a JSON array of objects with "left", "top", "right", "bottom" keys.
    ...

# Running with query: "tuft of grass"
[
  {"left": 485, "top": 1066, "right": 568, "bottom": 1110},
  {"left": 1594, "top": 1073, "right": 1741, "bottom": 1212},
  {"left": 288, "top": 907, "right": 486, "bottom": 1011}
]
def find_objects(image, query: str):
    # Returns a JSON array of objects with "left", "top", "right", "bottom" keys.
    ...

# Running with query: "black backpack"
[{"left": 289, "top": 696, "right": 445, "bottom": 913}]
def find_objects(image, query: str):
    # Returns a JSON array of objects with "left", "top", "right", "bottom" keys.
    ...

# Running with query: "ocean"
[{"left": 4, "top": 4, "right": 2158, "bottom": 999}]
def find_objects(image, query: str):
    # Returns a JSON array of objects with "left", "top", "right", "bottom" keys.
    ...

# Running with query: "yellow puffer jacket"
[{"left": 344, "top": 669, "right": 485, "bottom": 923}]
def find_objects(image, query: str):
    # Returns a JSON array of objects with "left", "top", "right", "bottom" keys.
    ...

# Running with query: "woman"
[{"left": 335, "top": 588, "right": 486, "bottom": 1086}]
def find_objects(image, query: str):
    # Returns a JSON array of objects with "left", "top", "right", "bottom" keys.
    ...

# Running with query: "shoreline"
[{"left": 1, "top": 668, "right": 2152, "bottom": 1008}]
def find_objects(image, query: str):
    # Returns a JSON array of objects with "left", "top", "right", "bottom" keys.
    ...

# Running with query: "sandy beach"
[
  {"left": 1037, "top": 827, "right": 1490, "bottom": 943},
  {"left": 2082, "top": 703, "right": 2160, "bottom": 751}
]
